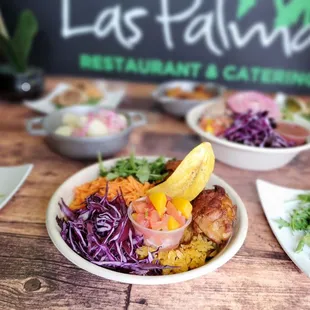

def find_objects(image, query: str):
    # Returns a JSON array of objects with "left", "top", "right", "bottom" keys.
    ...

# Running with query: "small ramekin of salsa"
[{"left": 128, "top": 193, "right": 192, "bottom": 250}]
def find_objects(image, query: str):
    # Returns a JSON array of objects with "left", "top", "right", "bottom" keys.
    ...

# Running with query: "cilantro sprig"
[
  {"left": 98, "top": 153, "right": 168, "bottom": 184},
  {"left": 276, "top": 193, "right": 310, "bottom": 253}
]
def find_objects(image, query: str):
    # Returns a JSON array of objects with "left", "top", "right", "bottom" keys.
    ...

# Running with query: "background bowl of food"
[
  {"left": 186, "top": 91, "right": 310, "bottom": 171},
  {"left": 152, "top": 80, "right": 225, "bottom": 117},
  {"left": 24, "top": 80, "right": 126, "bottom": 114},
  {"left": 25, "top": 105, "right": 147, "bottom": 159}
]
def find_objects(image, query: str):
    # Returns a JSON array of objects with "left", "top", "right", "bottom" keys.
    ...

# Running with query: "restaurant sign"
[{"left": 3, "top": 0, "right": 310, "bottom": 93}]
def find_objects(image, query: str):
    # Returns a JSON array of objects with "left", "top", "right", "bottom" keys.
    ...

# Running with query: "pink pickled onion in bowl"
[
  {"left": 72, "top": 127, "right": 89, "bottom": 137},
  {"left": 97, "top": 110, "right": 126, "bottom": 130},
  {"left": 227, "top": 91, "right": 281, "bottom": 120},
  {"left": 65, "top": 109, "right": 127, "bottom": 137}
]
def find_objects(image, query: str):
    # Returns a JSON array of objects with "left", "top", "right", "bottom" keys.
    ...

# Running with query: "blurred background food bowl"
[
  {"left": 186, "top": 101, "right": 310, "bottom": 171},
  {"left": 152, "top": 80, "right": 225, "bottom": 117},
  {"left": 25, "top": 105, "right": 147, "bottom": 160}
]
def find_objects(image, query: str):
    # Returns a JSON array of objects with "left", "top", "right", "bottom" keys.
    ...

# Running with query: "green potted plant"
[{"left": 0, "top": 9, "right": 44, "bottom": 100}]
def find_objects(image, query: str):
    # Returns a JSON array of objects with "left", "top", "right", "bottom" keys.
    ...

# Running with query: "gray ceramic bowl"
[
  {"left": 152, "top": 80, "right": 225, "bottom": 117},
  {"left": 26, "top": 105, "right": 147, "bottom": 159}
]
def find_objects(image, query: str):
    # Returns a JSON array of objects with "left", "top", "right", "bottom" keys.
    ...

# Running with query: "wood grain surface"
[{"left": 0, "top": 77, "right": 310, "bottom": 310}]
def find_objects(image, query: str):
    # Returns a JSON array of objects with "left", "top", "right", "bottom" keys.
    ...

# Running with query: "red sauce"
[{"left": 275, "top": 122, "right": 309, "bottom": 146}]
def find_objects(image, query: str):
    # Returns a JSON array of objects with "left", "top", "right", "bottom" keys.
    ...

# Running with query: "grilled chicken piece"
[
  {"left": 191, "top": 186, "right": 236, "bottom": 244},
  {"left": 165, "top": 159, "right": 182, "bottom": 172},
  {"left": 164, "top": 159, "right": 182, "bottom": 179}
]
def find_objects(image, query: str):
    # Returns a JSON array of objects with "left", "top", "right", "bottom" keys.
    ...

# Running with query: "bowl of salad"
[
  {"left": 25, "top": 105, "right": 147, "bottom": 159},
  {"left": 46, "top": 143, "right": 248, "bottom": 284},
  {"left": 186, "top": 91, "right": 310, "bottom": 171}
]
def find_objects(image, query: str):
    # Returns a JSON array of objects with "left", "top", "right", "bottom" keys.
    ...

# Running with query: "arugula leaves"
[
  {"left": 275, "top": 218, "right": 290, "bottom": 229},
  {"left": 297, "top": 193, "right": 310, "bottom": 204},
  {"left": 99, "top": 153, "right": 168, "bottom": 184},
  {"left": 276, "top": 193, "right": 310, "bottom": 253},
  {"left": 302, "top": 113, "right": 310, "bottom": 121},
  {"left": 296, "top": 234, "right": 310, "bottom": 253}
]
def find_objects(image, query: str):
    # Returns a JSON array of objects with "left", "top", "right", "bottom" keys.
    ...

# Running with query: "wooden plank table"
[{"left": 0, "top": 78, "right": 309, "bottom": 310}]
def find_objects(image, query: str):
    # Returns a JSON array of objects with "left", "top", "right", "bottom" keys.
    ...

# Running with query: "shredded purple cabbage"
[
  {"left": 56, "top": 188, "right": 167, "bottom": 275},
  {"left": 222, "top": 110, "right": 296, "bottom": 148}
]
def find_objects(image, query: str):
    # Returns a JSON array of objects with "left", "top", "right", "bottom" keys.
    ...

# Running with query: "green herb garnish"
[
  {"left": 301, "top": 113, "right": 310, "bottom": 122},
  {"left": 53, "top": 98, "right": 100, "bottom": 109},
  {"left": 296, "top": 234, "right": 310, "bottom": 253},
  {"left": 86, "top": 98, "right": 101, "bottom": 105},
  {"left": 275, "top": 218, "right": 290, "bottom": 229},
  {"left": 99, "top": 154, "right": 168, "bottom": 184},
  {"left": 281, "top": 107, "right": 294, "bottom": 121},
  {"left": 297, "top": 193, "right": 310, "bottom": 205},
  {"left": 136, "top": 162, "right": 150, "bottom": 183},
  {"left": 98, "top": 153, "right": 107, "bottom": 177},
  {"left": 276, "top": 192, "right": 310, "bottom": 253}
]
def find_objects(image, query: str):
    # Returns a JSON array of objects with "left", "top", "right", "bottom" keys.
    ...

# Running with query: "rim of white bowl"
[
  {"left": 152, "top": 80, "right": 226, "bottom": 105},
  {"left": 46, "top": 157, "right": 248, "bottom": 285},
  {"left": 186, "top": 102, "right": 310, "bottom": 154}
]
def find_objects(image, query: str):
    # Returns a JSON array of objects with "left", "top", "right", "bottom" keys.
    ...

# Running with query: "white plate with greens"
[
  {"left": 0, "top": 164, "right": 33, "bottom": 210},
  {"left": 256, "top": 179, "right": 310, "bottom": 277}
]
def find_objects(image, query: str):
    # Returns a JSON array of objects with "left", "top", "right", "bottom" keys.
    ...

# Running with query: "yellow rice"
[{"left": 136, "top": 234, "right": 217, "bottom": 274}]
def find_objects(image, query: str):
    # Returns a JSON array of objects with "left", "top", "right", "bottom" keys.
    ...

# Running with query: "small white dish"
[
  {"left": 186, "top": 101, "right": 310, "bottom": 171},
  {"left": 0, "top": 164, "right": 33, "bottom": 210},
  {"left": 152, "top": 80, "right": 225, "bottom": 117},
  {"left": 24, "top": 81, "right": 126, "bottom": 114},
  {"left": 46, "top": 157, "right": 248, "bottom": 285},
  {"left": 256, "top": 179, "right": 310, "bottom": 277}
]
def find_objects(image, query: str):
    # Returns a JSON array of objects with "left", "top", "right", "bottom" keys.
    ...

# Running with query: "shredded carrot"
[{"left": 69, "top": 176, "right": 154, "bottom": 210}]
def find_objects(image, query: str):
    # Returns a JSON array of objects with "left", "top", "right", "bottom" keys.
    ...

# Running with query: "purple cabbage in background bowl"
[{"left": 222, "top": 110, "right": 296, "bottom": 148}]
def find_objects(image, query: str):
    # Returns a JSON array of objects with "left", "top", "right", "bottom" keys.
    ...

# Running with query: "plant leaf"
[
  {"left": 275, "top": 218, "right": 290, "bottom": 229},
  {"left": 136, "top": 163, "right": 150, "bottom": 183},
  {"left": 106, "top": 172, "right": 120, "bottom": 180},
  {"left": 11, "top": 9, "right": 38, "bottom": 72},
  {"left": 295, "top": 234, "right": 310, "bottom": 253},
  {"left": 303, "top": 234, "right": 310, "bottom": 247},
  {"left": 0, "top": 10, "right": 9, "bottom": 38},
  {"left": 237, "top": 0, "right": 258, "bottom": 19},
  {"left": 297, "top": 193, "right": 310, "bottom": 204},
  {"left": 129, "top": 151, "right": 137, "bottom": 170},
  {"left": 0, "top": 35, "right": 24, "bottom": 71},
  {"left": 302, "top": 113, "right": 310, "bottom": 121},
  {"left": 296, "top": 239, "right": 305, "bottom": 253},
  {"left": 98, "top": 153, "right": 107, "bottom": 177}
]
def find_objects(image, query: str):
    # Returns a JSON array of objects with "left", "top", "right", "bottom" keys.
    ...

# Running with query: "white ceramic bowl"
[
  {"left": 46, "top": 157, "right": 248, "bottom": 285},
  {"left": 186, "top": 102, "right": 310, "bottom": 171},
  {"left": 152, "top": 80, "right": 225, "bottom": 117}
]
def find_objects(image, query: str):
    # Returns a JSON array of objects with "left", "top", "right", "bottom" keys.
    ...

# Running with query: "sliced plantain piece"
[{"left": 147, "top": 142, "right": 215, "bottom": 201}]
